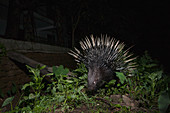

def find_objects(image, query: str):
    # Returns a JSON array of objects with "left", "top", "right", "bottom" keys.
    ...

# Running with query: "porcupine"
[{"left": 69, "top": 34, "right": 136, "bottom": 91}]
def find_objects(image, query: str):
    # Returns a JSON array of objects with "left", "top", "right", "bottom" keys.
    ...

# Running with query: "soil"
[{"left": 0, "top": 56, "right": 30, "bottom": 111}]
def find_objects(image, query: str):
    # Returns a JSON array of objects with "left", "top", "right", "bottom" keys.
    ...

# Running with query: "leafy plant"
[
  {"left": 104, "top": 72, "right": 128, "bottom": 95},
  {"left": 116, "top": 72, "right": 127, "bottom": 84},
  {"left": 158, "top": 75, "right": 170, "bottom": 113},
  {"left": 48, "top": 65, "right": 89, "bottom": 111},
  {"left": 158, "top": 89, "right": 170, "bottom": 113},
  {"left": 22, "top": 65, "right": 46, "bottom": 99},
  {"left": 1, "top": 83, "right": 18, "bottom": 111},
  {"left": 2, "top": 51, "right": 169, "bottom": 112},
  {"left": 2, "top": 96, "right": 14, "bottom": 110},
  {"left": 100, "top": 51, "right": 168, "bottom": 111},
  {"left": 17, "top": 65, "right": 53, "bottom": 111},
  {"left": 7, "top": 64, "right": 90, "bottom": 112},
  {"left": 125, "top": 51, "right": 167, "bottom": 109}
]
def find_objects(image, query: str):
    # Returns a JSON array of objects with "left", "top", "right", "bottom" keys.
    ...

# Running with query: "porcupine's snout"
[
  {"left": 87, "top": 64, "right": 115, "bottom": 91},
  {"left": 87, "top": 66, "right": 100, "bottom": 91}
]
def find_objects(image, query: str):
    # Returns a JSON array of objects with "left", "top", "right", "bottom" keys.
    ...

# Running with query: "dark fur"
[{"left": 87, "top": 63, "right": 115, "bottom": 91}]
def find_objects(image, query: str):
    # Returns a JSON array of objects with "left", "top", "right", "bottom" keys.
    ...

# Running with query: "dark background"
[{"left": 1, "top": 0, "right": 170, "bottom": 73}]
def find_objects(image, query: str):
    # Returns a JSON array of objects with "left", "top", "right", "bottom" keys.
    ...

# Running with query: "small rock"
[{"left": 122, "top": 95, "right": 138, "bottom": 109}]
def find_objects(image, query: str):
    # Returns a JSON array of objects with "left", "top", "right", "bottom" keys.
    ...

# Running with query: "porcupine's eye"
[
  {"left": 93, "top": 77, "right": 99, "bottom": 86},
  {"left": 93, "top": 81, "right": 96, "bottom": 85}
]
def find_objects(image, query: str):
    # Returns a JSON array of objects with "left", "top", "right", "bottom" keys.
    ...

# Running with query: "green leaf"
[
  {"left": 71, "top": 94, "right": 76, "bottom": 99},
  {"left": 105, "top": 80, "right": 116, "bottom": 87},
  {"left": 108, "top": 80, "right": 116, "bottom": 85},
  {"left": 157, "top": 71, "right": 163, "bottom": 80},
  {"left": 77, "top": 86, "right": 84, "bottom": 92},
  {"left": 158, "top": 90, "right": 170, "bottom": 113},
  {"left": 22, "top": 83, "right": 30, "bottom": 90},
  {"left": 29, "top": 82, "right": 34, "bottom": 86},
  {"left": 46, "top": 73, "right": 53, "bottom": 76},
  {"left": 74, "top": 63, "right": 87, "bottom": 73},
  {"left": 23, "top": 96, "right": 29, "bottom": 100},
  {"left": 67, "top": 95, "right": 72, "bottom": 99},
  {"left": 58, "top": 96, "right": 65, "bottom": 103},
  {"left": 116, "top": 72, "right": 127, "bottom": 84},
  {"left": 145, "top": 63, "right": 157, "bottom": 68},
  {"left": 2, "top": 96, "right": 14, "bottom": 107},
  {"left": 29, "top": 93, "right": 36, "bottom": 100},
  {"left": 39, "top": 65, "right": 46, "bottom": 70},
  {"left": 52, "top": 66, "right": 58, "bottom": 75},
  {"left": 65, "top": 80, "right": 73, "bottom": 83},
  {"left": 57, "top": 84, "right": 63, "bottom": 91},
  {"left": 114, "top": 104, "right": 121, "bottom": 108},
  {"left": 62, "top": 74, "right": 68, "bottom": 78},
  {"left": 53, "top": 65, "right": 69, "bottom": 77},
  {"left": 26, "top": 65, "right": 34, "bottom": 73},
  {"left": 21, "top": 106, "right": 32, "bottom": 112},
  {"left": 117, "top": 83, "right": 120, "bottom": 87},
  {"left": 51, "top": 87, "right": 56, "bottom": 95},
  {"left": 27, "top": 65, "right": 40, "bottom": 77}
]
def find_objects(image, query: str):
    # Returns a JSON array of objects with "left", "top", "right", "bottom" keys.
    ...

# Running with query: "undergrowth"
[{"left": 0, "top": 51, "right": 170, "bottom": 112}]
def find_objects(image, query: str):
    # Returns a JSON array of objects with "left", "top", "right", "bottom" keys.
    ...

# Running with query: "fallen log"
[{"left": 7, "top": 51, "right": 53, "bottom": 82}]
